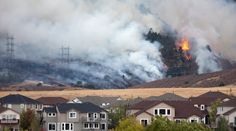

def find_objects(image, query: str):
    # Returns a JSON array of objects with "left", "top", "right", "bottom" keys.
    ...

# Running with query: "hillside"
[{"left": 132, "top": 67, "right": 236, "bottom": 88}]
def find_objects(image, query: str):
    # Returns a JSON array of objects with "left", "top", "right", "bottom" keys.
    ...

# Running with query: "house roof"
[
  {"left": 0, "top": 106, "right": 20, "bottom": 114},
  {"left": 189, "top": 91, "right": 231, "bottom": 106},
  {"left": 188, "top": 97, "right": 219, "bottom": 106},
  {"left": 145, "top": 93, "right": 187, "bottom": 101},
  {"left": 129, "top": 100, "right": 207, "bottom": 119},
  {"left": 57, "top": 102, "right": 106, "bottom": 113},
  {"left": 43, "top": 106, "right": 57, "bottom": 113},
  {"left": 0, "top": 94, "right": 40, "bottom": 104},
  {"left": 223, "top": 107, "right": 236, "bottom": 115},
  {"left": 197, "top": 91, "right": 230, "bottom": 99},
  {"left": 220, "top": 98, "right": 236, "bottom": 107},
  {"left": 37, "top": 97, "right": 68, "bottom": 105},
  {"left": 0, "top": 106, "right": 7, "bottom": 113}
]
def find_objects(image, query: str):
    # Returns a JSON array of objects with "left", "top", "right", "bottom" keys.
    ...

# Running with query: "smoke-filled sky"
[{"left": 0, "top": 0, "right": 236, "bottom": 81}]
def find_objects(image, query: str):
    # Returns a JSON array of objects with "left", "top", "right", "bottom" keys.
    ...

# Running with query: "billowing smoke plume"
[{"left": 0, "top": 0, "right": 236, "bottom": 83}]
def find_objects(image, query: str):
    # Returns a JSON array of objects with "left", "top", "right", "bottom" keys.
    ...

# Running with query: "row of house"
[
  {"left": 0, "top": 91, "right": 235, "bottom": 131},
  {"left": 127, "top": 91, "right": 236, "bottom": 131}
]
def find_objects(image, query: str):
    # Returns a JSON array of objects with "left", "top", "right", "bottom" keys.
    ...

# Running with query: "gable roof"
[
  {"left": 0, "top": 106, "right": 7, "bottom": 113},
  {"left": 0, "top": 94, "right": 40, "bottom": 104},
  {"left": 57, "top": 102, "right": 106, "bottom": 113},
  {"left": 0, "top": 106, "right": 20, "bottom": 114},
  {"left": 223, "top": 107, "right": 236, "bottom": 115},
  {"left": 37, "top": 97, "right": 68, "bottom": 106},
  {"left": 189, "top": 91, "right": 231, "bottom": 106},
  {"left": 197, "top": 91, "right": 230, "bottom": 99},
  {"left": 146, "top": 93, "right": 187, "bottom": 101},
  {"left": 189, "top": 97, "right": 219, "bottom": 106},
  {"left": 129, "top": 100, "right": 206, "bottom": 119}
]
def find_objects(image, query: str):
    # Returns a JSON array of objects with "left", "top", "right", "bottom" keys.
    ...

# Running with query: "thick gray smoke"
[{"left": 0, "top": 0, "right": 236, "bottom": 82}]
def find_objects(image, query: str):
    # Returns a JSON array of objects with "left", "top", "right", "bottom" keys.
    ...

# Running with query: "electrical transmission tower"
[
  {"left": 6, "top": 35, "right": 14, "bottom": 59},
  {"left": 60, "top": 46, "right": 70, "bottom": 65}
]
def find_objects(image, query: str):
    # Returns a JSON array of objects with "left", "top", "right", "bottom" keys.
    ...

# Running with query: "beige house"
[
  {"left": 0, "top": 94, "right": 42, "bottom": 113},
  {"left": 127, "top": 101, "right": 206, "bottom": 126},
  {"left": 0, "top": 106, "right": 20, "bottom": 131},
  {"left": 42, "top": 102, "right": 108, "bottom": 131}
]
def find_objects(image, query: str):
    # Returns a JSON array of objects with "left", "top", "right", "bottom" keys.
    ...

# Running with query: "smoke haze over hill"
[{"left": 0, "top": 0, "right": 236, "bottom": 87}]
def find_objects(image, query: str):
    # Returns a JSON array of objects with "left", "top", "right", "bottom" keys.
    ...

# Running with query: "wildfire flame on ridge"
[{"left": 181, "top": 38, "right": 190, "bottom": 51}]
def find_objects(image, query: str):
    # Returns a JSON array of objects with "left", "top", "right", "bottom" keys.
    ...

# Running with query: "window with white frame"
[
  {"left": 154, "top": 108, "right": 171, "bottom": 116},
  {"left": 61, "top": 123, "right": 74, "bottom": 131},
  {"left": 100, "top": 113, "right": 106, "bottom": 119},
  {"left": 48, "top": 123, "right": 56, "bottom": 131},
  {"left": 89, "top": 123, "right": 93, "bottom": 128},
  {"left": 48, "top": 113, "right": 56, "bottom": 117},
  {"left": 200, "top": 105, "right": 205, "bottom": 110},
  {"left": 84, "top": 123, "right": 89, "bottom": 129},
  {"left": 69, "top": 112, "right": 76, "bottom": 118},
  {"left": 94, "top": 123, "right": 99, "bottom": 129},
  {"left": 140, "top": 119, "right": 148, "bottom": 126},
  {"left": 94, "top": 113, "right": 97, "bottom": 119}
]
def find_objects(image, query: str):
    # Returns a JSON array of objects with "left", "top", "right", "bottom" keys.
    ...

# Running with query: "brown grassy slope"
[
  {"left": 0, "top": 86, "right": 235, "bottom": 100},
  {"left": 132, "top": 67, "right": 236, "bottom": 88}
]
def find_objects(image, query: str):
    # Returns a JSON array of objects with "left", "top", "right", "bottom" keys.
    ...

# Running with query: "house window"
[
  {"left": 61, "top": 123, "right": 73, "bottom": 131},
  {"left": 175, "top": 120, "right": 181, "bottom": 123},
  {"left": 154, "top": 109, "right": 158, "bottom": 115},
  {"left": 191, "top": 119, "right": 197, "bottom": 123},
  {"left": 94, "top": 113, "right": 97, "bottom": 119},
  {"left": 89, "top": 123, "right": 93, "bottom": 128},
  {"left": 100, "top": 113, "right": 106, "bottom": 119},
  {"left": 94, "top": 123, "right": 99, "bottom": 129},
  {"left": 48, "top": 123, "right": 56, "bottom": 131},
  {"left": 141, "top": 119, "right": 148, "bottom": 126},
  {"left": 167, "top": 109, "right": 171, "bottom": 115},
  {"left": 101, "top": 123, "right": 106, "bottom": 130},
  {"left": 159, "top": 109, "right": 166, "bottom": 115},
  {"left": 69, "top": 112, "right": 76, "bottom": 118},
  {"left": 84, "top": 123, "right": 89, "bottom": 129},
  {"left": 88, "top": 113, "right": 93, "bottom": 118},
  {"left": 48, "top": 113, "right": 56, "bottom": 117},
  {"left": 200, "top": 105, "right": 205, "bottom": 110}
]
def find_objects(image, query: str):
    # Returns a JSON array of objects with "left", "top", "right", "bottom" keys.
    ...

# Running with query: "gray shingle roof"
[
  {"left": 146, "top": 93, "right": 187, "bottom": 101},
  {"left": 57, "top": 102, "right": 106, "bottom": 113},
  {"left": 0, "top": 94, "right": 40, "bottom": 104},
  {"left": 43, "top": 107, "right": 57, "bottom": 113}
]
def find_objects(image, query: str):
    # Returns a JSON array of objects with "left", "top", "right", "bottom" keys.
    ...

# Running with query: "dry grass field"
[{"left": 0, "top": 86, "right": 235, "bottom": 100}]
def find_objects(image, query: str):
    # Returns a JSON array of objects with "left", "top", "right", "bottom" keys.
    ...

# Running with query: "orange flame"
[{"left": 181, "top": 38, "right": 190, "bottom": 51}]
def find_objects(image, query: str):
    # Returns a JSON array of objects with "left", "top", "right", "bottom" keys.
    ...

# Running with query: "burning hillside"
[{"left": 0, "top": 0, "right": 236, "bottom": 88}]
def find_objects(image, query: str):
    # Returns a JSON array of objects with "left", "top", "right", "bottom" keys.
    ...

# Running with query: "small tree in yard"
[
  {"left": 20, "top": 109, "right": 40, "bottom": 131},
  {"left": 216, "top": 117, "right": 229, "bottom": 131},
  {"left": 108, "top": 106, "right": 126, "bottom": 129},
  {"left": 209, "top": 99, "right": 221, "bottom": 128},
  {"left": 115, "top": 116, "right": 144, "bottom": 131}
]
